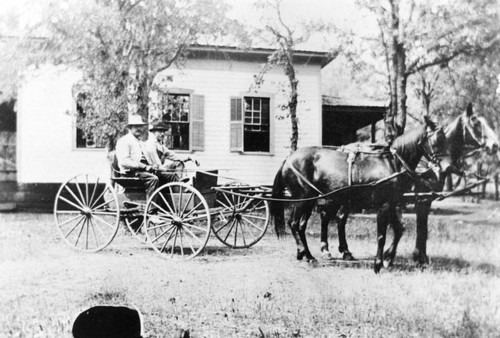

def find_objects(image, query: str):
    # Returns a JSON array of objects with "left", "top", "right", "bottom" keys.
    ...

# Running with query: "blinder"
[
  {"left": 420, "top": 125, "right": 445, "bottom": 165},
  {"left": 463, "top": 114, "right": 486, "bottom": 149}
]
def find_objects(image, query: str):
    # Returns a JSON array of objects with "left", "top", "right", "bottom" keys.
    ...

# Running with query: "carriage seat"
[
  {"left": 192, "top": 170, "right": 218, "bottom": 208},
  {"left": 108, "top": 151, "right": 145, "bottom": 190}
]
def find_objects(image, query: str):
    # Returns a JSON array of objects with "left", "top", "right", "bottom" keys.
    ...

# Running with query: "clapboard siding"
[
  {"left": 155, "top": 59, "right": 323, "bottom": 184},
  {"left": 17, "top": 67, "right": 109, "bottom": 184},
  {"left": 17, "top": 58, "right": 323, "bottom": 185}
]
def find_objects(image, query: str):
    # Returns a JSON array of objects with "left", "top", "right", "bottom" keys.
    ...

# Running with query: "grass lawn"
[{"left": 0, "top": 198, "right": 499, "bottom": 337}]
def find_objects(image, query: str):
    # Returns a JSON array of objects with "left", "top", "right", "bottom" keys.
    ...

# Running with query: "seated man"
[
  {"left": 142, "top": 122, "right": 198, "bottom": 182},
  {"left": 115, "top": 115, "right": 170, "bottom": 201}
]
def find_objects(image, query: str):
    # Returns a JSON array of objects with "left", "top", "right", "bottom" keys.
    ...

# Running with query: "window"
[
  {"left": 159, "top": 92, "right": 205, "bottom": 151},
  {"left": 162, "top": 94, "right": 190, "bottom": 150},
  {"left": 75, "top": 94, "right": 105, "bottom": 149},
  {"left": 243, "top": 97, "right": 270, "bottom": 152},
  {"left": 230, "top": 96, "right": 272, "bottom": 153}
]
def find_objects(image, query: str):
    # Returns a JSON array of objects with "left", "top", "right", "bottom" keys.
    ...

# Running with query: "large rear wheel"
[
  {"left": 144, "top": 182, "right": 211, "bottom": 259},
  {"left": 54, "top": 174, "right": 120, "bottom": 252}
]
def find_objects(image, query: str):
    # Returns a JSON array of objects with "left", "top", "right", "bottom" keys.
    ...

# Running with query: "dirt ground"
[{"left": 1, "top": 197, "right": 499, "bottom": 337}]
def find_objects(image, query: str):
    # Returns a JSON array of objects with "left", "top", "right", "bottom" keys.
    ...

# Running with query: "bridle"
[
  {"left": 420, "top": 126, "right": 445, "bottom": 165},
  {"left": 463, "top": 115, "right": 486, "bottom": 150}
]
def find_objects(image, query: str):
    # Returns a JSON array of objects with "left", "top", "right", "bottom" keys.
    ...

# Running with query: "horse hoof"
[
  {"left": 296, "top": 250, "right": 305, "bottom": 261},
  {"left": 416, "top": 262, "right": 428, "bottom": 271},
  {"left": 321, "top": 251, "right": 334, "bottom": 260},
  {"left": 308, "top": 258, "right": 319, "bottom": 267},
  {"left": 374, "top": 259, "right": 383, "bottom": 274},
  {"left": 412, "top": 250, "right": 429, "bottom": 266},
  {"left": 342, "top": 252, "right": 357, "bottom": 261}
]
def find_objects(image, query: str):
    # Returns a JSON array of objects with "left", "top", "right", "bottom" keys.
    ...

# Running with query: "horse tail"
[{"left": 270, "top": 161, "right": 286, "bottom": 238}]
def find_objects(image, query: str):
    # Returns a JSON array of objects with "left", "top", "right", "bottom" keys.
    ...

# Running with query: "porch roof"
[{"left": 322, "top": 95, "right": 386, "bottom": 130}]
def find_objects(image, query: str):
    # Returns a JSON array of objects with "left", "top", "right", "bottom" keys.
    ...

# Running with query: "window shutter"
[
  {"left": 230, "top": 97, "right": 243, "bottom": 152},
  {"left": 191, "top": 95, "right": 204, "bottom": 151}
]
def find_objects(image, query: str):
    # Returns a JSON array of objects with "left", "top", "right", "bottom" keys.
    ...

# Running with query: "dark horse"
[
  {"left": 412, "top": 103, "right": 499, "bottom": 265},
  {"left": 270, "top": 119, "right": 446, "bottom": 273}
]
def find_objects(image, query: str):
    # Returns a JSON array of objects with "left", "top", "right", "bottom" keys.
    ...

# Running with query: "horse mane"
[{"left": 391, "top": 123, "right": 428, "bottom": 161}]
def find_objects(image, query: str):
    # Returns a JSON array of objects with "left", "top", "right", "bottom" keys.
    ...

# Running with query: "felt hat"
[
  {"left": 149, "top": 122, "right": 170, "bottom": 132},
  {"left": 126, "top": 114, "right": 147, "bottom": 127}
]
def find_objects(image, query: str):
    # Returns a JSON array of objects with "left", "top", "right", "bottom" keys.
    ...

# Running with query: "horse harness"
[{"left": 286, "top": 144, "right": 441, "bottom": 200}]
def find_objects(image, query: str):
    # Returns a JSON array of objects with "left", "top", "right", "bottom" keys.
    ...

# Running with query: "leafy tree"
[
  {"left": 412, "top": 54, "right": 500, "bottom": 126},
  {"left": 253, "top": 0, "right": 335, "bottom": 152},
  {"left": 2, "top": 0, "right": 241, "bottom": 149},
  {"left": 350, "top": 0, "right": 500, "bottom": 142}
]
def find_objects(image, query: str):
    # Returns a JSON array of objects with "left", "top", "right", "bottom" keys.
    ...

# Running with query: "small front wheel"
[
  {"left": 213, "top": 186, "right": 269, "bottom": 248},
  {"left": 144, "top": 182, "right": 211, "bottom": 259}
]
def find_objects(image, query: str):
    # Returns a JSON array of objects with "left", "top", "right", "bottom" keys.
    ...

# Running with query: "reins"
[{"left": 213, "top": 171, "right": 406, "bottom": 203}]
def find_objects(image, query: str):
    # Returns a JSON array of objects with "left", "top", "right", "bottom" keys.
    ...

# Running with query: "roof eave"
[{"left": 187, "top": 45, "right": 334, "bottom": 68}]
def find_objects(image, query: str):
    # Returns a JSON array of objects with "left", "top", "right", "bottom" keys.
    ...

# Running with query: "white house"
[{"left": 13, "top": 45, "right": 334, "bottom": 207}]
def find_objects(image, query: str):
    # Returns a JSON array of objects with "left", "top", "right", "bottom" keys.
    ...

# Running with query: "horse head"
[
  {"left": 462, "top": 102, "right": 499, "bottom": 155},
  {"left": 422, "top": 116, "right": 446, "bottom": 161}
]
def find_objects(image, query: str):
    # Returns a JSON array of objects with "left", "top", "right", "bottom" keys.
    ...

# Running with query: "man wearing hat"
[
  {"left": 142, "top": 121, "right": 194, "bottom": 183},
  {"left": 115, "top": 115, "right": 160, "bottom": 201}
]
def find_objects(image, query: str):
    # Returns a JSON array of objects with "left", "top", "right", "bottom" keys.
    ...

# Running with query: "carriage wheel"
[
  {"left": 213, "top": 186, "right": 270, "bottom": 248},
  {"left": 54, "top": 174, "right": 120, "bottom": 252},
  {"left": 144, "top": 182, "right": 211, "bottom": 259}
]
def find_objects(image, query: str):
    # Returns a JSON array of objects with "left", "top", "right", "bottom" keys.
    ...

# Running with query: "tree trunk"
[
  {"left": 385, "top": 0, "right": 408, "bottom": 141},
  {"left": 395, "top": 47, "right": 407, "bottom": 135},
  {"left": 136, "top": 67, "right": 151, "bottom": 121},
  {"left": 385, "top": 0, "right": 400, "bottom": 144},
  {"left": 289, "top": 78, "right": 299, "bottom": 152}
]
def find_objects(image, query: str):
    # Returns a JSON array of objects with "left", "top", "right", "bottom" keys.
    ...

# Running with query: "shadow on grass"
[
  {"left": 110, "top": 243, "right": 270, "bottom": 260},
  {"left": 201, "top": 245, "right": 270, "bottom": 258},
  {"left": 319, "top": 255, "right": 500, "bottom": 276},
  {"left": 387, "top": 256, "right": 500, "bottom": 276}
]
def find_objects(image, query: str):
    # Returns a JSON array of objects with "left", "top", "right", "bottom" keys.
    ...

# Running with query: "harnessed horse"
[
  {"left": 412, "top": 103, "right": 499, "bottom": 265},
  {"left": 270, "top": 118, "right": 446, "bottom": 273}
]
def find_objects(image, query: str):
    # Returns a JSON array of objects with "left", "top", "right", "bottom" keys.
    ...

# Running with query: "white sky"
[
  {"left": 228, "top": 0, "right": 359, "bottom": 23},
  {"left": 0, "top": 0, "right": 376, "bottom": 52},
  {"left": 227, "top": 0, "right": 375, "bottom": 51}
]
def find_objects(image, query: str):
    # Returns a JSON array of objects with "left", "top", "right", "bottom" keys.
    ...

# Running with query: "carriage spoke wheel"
[
  {"left": 213, "top": 186, "right": 270, "bottom": 248},
  {"left": 54, "top": 174, "right": 120, "bottom": 252},
  {"left": 144, "top": 182, "right": 211, "bottom": 260}
]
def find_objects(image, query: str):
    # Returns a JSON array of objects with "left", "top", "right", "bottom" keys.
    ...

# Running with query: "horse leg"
[
  {"left": 287, "top": 205, "right": 306, "bottom": 261},
  {"left": 296, "top": 202, "right": 316, "bottom": 264},
  {"left": 374, "top": 204, "right": 390, "bottom": 273},
  {"left": 337, "top": 206, "right": 356, "bottom": 261},
  {"left": 413, "top": 200, "right": 431, "bottom": 266},
  {"left": 383, "top": 206, "right": 404, "bottom": 267},
  {"left": 319, "top": 206, "right": 335, "bottom": 260}
]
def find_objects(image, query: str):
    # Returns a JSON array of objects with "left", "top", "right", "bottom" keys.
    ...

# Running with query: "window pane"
[
  {"left": 244, "top": 99, "right": 251, "bottom": 111},
  {"left": 253, "top": 99, "right": 261, "bottom": 111}
]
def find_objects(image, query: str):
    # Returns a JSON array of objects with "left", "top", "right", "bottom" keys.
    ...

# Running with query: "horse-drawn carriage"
[
  {"left": 53, "top": 156, "right": 271, "bottom": 259},
  {"left": 54, "top": 104, "right": 499, "bottom": 272}
]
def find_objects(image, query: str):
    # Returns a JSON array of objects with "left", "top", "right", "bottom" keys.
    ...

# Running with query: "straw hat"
[{"left": 126, "top": 114, "right": 147, "bottom": 127}]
